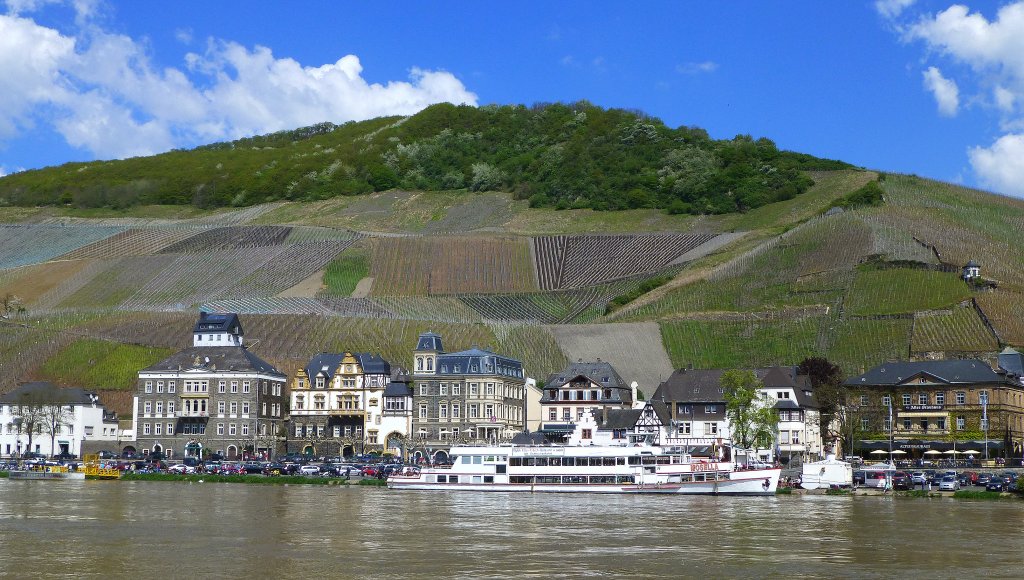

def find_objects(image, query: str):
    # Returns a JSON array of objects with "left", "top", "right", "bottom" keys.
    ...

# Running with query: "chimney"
[{"left": 602, "top": 406, "right": 608, "bottom": 425}]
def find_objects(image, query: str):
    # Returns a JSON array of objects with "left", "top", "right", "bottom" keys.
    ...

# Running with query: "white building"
[{"left": 1, "top": 382, "right": 121, "bottom": 458}]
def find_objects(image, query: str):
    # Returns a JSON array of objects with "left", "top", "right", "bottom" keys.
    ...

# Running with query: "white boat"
[
  {"left": 388, "top": 444, "right": 780, "bottom": 495},
  {"left": 8, "top": 464, "right": 86, "bottom": 481},
  {"left": 800, "top": 456, "right": 853, "bottom": 490}
]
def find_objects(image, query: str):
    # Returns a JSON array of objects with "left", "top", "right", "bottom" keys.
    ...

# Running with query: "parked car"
[
  {"left": 852, "top": 470, "right": 866, "bottom": 486},
  {"left": 976, "top": 473, "right": 993, "bottom": 486},
  {"left": 985, "top": 477, "right": 1007, "bottom": 492},
  {"left": 910, "top": 471, "right": 927, "bottom": 485},
  {"left": 938, "top": 475, "right": 960, "bottom": 491},
  {"left": 299, "top": 465, "right": 321, "bottom": 476},
  {"left": 242, "top": 461, "right": 264, "bottom": 475},
  {"left": 892, "top": 472, "right": 914, "bottom": 490},
  {"left": 263, "top": 462, "right": 287, "bottom": 476},
  {"left": 168, "top": 463, "right": 196, "bottom": 474}
]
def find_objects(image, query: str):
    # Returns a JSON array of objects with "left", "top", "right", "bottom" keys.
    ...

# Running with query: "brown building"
[{"left": 843, "top": 352, "right": 1024, "bottom": 459}]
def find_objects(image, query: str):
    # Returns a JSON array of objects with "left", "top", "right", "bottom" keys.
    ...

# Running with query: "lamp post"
[{"left": 982, "top": 394, "right": 989, "bottom": 461}]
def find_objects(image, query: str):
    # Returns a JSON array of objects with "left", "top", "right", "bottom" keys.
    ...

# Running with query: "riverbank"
[{"left": 780, "top": 486, "right": 1023, "bottom": 499}]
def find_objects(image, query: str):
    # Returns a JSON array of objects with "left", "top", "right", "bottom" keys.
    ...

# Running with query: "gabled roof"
[
  {"left": 546, "top": 361, "right": 629, "bottom": 391},
  {"left": 304, "top": 353, "right": 344, "bottom": 379},
  {"left": 843, "top": 359, "right": 1008, "bottom": 387},
  {"left": 141, "top": 346, "right": 284, "bottom": 377},
  {"left": 194, "top": 312, "right": 242, "bottom": 336},
  {"left": 355, "top": 353, "right": 391, "bottom": 375},
  {"left": 0, "top": 382, "right": 103, "bottom": 406},
  {"left": 435, "top": 347, "right": 523, "bottom": 378},
  {"left": 652, "top": 366, "right": 811, "bottom": 404}
]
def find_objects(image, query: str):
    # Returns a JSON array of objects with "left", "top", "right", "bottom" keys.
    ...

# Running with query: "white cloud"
[
  {"left": 922, "top": 66, "right": 959, "bottom": 116},
  {"left": 0, "top": 6, "right": 477, "bottom": 161},
  {"left": 875, "top": 0, "right": 917, "bottom": 19},
  {"left": 676, "top": 61, "right": 718, "bottom": 75},
  {"left": 995, "top": 85, "right": 1016, "bottom": 112},
  {"left": 968, "top": 133, "right": 1024, "bottom": 196}
]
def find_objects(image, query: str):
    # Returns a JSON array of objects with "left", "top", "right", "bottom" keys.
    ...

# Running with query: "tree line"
[{"left": 0, "top": 102, "right": 849, "bottom": 214}]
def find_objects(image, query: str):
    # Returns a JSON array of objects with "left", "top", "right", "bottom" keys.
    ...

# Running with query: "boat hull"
[
  {"left": 388, "top": 469, "right": 780, "bottom": 495},
  {"left": 8, "top": 470, "right": 86, "bottom": 481}
]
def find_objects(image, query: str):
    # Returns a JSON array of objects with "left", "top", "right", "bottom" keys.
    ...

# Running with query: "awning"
[
  {"left": 539, "top": 424, "right": 575, "bottom": 434},
  {"left": 898, "top": 412, "right": 949, "bottom": 417}
]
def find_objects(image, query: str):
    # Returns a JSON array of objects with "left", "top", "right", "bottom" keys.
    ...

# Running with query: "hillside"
[
  {"left": 3, "top": 166, "right": 1023, "bottom": 419},
  {"left": 0, "top": 102, "right": 847, "bottom": 214}
]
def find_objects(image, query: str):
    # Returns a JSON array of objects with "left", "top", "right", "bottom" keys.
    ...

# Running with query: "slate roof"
[
  {"left": 0, "top": 382, "right": 102, "bottom": 405},
  {"left": 435, "top": 347, "right": 523, "bottom": 379},
  {"left": 998, "top": 347, "right": 1024, "bottom": 377},
  {"left": 595, "top": 408, "right": 642, "bottom": 430},
  {"left": 193, "top": 312, "right": 242, "bottom": 336},
  {"left": 415, "top": 331, "right": 444, "bottom": 352},
  {"left": 304, "top": 353, "right": 344, "bottom": 379},
  {"left": 843, "top": 359, "right": 1009, "bottom": 387},
  {"left": 545, "top": 361, "right": 629, "bottom": 391},
  {"left": 652, "top": 366, "right": 818, "bottom": 408},
  {"left": 140, "top": 346, "right": 284, "bottom": 377},
  {"left": 356, "top": 353, "right": 391, "bottom": 375},
  {"left": 384, "top": 369, "right": 413, "bottom": 397}
]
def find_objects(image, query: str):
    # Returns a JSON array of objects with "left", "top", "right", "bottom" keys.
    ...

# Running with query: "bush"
[{"left": 830, "top": 180, "right": 884, "bottom": 210}]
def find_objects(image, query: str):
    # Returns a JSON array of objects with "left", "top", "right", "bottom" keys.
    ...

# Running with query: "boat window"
[
  {"left": 536, "top": 476, "right": 559, "bottom": 484},
  {"left": 473, "top": 456, "right": 483, "bottom": 464},
  {"left": 616, "top": 457, "right": 626, "bottom": 466},
  {"left": 628, "top": 457, "right": 641, "bottom": 466},
  {"left": 562, "top": 457, "right": 576, "bottom": 467},
  {"left": 484, "top": 476, "right": 494, "bottom": 483},
  {"left": 535, "top": 458, "right": 548, "bottom": 467},
  {"left": 694, "top": 474, "right": 705, "bottom": 482},
  {"left": 524, "top": 458, "right": 536, "bottom": 466},
  {"left": 437, "top": 475, "right": 447, "bottom": 483},
  {"left": 603, "top": 457, "right": 616, "bottom": 466},
  {"left": 448, "top": 476, "right": 458, "bottom": 484},
  {"left": 472, "top": 476, "right": 482, "bottom": 484},
  {"left": 563, "top": 475, "right": 587, "bottom": 484},
  {"left": 656, "top": 456, "right": 670, "bottom": 465},
  {"left": 680, "top": 474, "right": 692, "bottom": 482},
  {"left": 496, "top": 465, "right": 506, "bottom": 474},
  {"left": 642, "top": 456, "right": 657, "bottom": 465},
  {"left": 462, "top": 456, "right": 471, "bottom": 464},
  {"left": 509, "top": 458, "right": 522, "bottom": 467},
  {"left": 616, "top": 475, "right": 635, "bottom": 484},
  {"left": 589, "top": 475, "right": 615, "bottom": 484},
  {"left": 549, "top": 458, "right": 562, "bottom": 466}
]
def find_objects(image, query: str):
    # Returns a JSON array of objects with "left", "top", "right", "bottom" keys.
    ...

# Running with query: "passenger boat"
[
  {"left": 387, "top": 444, "right": 780, "bottom": 495},
  {"left": 8, "top": 464, "right": 86, "bottom": 481}
]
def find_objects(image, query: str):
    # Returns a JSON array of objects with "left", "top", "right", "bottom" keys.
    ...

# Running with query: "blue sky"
[{"left": 3, "top": 1, "right": 1024, "bottom": 197}]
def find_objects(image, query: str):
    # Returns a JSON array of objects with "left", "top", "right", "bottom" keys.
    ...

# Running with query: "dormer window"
[
  {"left": 441, "top": 365, "right": 448, "bottom": 373},
  {"left": 602, "top": 377, "right": 609, "bottom": 383}
]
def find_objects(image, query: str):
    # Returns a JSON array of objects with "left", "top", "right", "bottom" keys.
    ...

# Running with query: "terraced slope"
[{"left": 547, "top": 322, "right": 674, "bottom": 396}]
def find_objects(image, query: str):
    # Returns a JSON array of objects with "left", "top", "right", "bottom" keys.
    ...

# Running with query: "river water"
[{"left": 0, "top": 480, "right": 1021, "bottom": 578}]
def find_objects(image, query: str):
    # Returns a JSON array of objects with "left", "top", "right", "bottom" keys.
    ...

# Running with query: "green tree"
[
  {"left": 798, "top": 357, "right": 844, "bottom": 454},
  {"left": 721, "top": 370, "right": 777, "bottom": 450}
]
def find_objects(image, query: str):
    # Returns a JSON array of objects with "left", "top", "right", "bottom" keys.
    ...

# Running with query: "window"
[
  {"left": 582, "top": 429, "right": 592, "bottom": 440},
  {"left": 155, "top": 401, "right": 163, "bottom": 414},
  {"left": 884, "top": 418, "right": 892, "bottom": 432},
  {"left": 229, "top": 423, "right": 237, "bottom": 436},
  {"left": 157, "top": 381, "right": 164, "bottom": 393},
  {"left": 144, "top": 401, "right": 152, "bottom": 414},
  {"left": 979, "top": 391, "right": 989, "bottom": 405},
  {"left": 918, "top": 393, "right": 928, "bottom": 405},
  {"left": 313, "top": 395, "right": 325, "bottom": 410},
  {"left": 469, "top": 404, "right": 479, "bottom": 418},
  {"left": 936, "top": 392, "right": 945, "bottom": 405},
  {"left": 218, "top": 401, "right": 226, "bottom": 414},
  {"left": 333, "top": 426, "right": 341, "bottom": 437},
  {"left": 230, "top": 381, "right": 238, "bottom": 394},
  {"left": 155, "top": 423, "right": 162, "bottom": 435},
  {"left": 242, "top": 402, "right": 250, "bottom": 415},
  {"left": 882, "top": 395, "right": 891, "bottom": 407},
  {"left": 779, "top": 431, "right": 790, "bottom": 444},
  {"left": 419, "top": 404, "right": 428, "bottom": 419},
  {"left": 295, "top": 395, "right": 304, "bottom": 410},
  {"left": 705, "top": 422, "right": 718, "bottom": 435},
  {"left": 957, "top": 416, "right": 965, "bottom": 430},
  {"left": 679, "top": 422, "right": 691, "bottom": 435},
  {"left": 243, "top": 381, "right": 251, "bottom": 394},
  {"left": 486, "top": 383, "right": 494, "bottom": 396},
  {"left": 167, "top": 423, "right": 174, "bottom": 435},
  {"left": 936, "top": 418, "right": 946, "bottom": 430},
  {"left": 439, "top": 404, "right": 448, "bottom": 419},
  {"left": 230, "top": 402, "right": 238, "bottom": 415},
  {"left": 452, "top": 384, "right": 461, "bottom": 395},
  {"left": 440, "top": 384, "right": 448, "bottom": 395},
  {"left": 167, "top": 401, "right": 175, "bottom": 414},
  {"left": 143, "top": 423, "right": 151, "bottom": 435},
  {"left": 168, "top": 381, "right": 175, "bottom": 393},
  {"left": 420, "top": 384, "right": 428, "bottom": 396},
  {"left": 791, "top": 431, "right": 800, "bottom": 444},
  {"left": 427, "top": 358, "right": 433, "bottom": 371},
  {"left": 295, "top": 425, "right": 302, "bottom": 437},
  {"left": 981, "top": 417, "right": 989, "bottom": 430},
  {"left": 145, "top": 381, "right": 153, "bottom": 394},
  {"left": 549, "top": 408, "right": 557, "bottom": 420},
  {"left": 861, "top": 418, "right": 870, "bottom": 429},
  {"left": 956, "top": 392, "right": 965, "bottom": 404},
  {"left": 218, "top": 423, "right": 225, "bottom": 435},
  {"left": 485, "top": 404, "right": 494, "bottom": 420},
  {"left": 452, "top": 404, "right": 461, "bottom": 419},
  {"left": 218, "top": 381, "right": 226, "bottom": 394},
  {"left": 705, "top": 405, "right": 716, "bottom": 413},
  {"left": 903, "top": 418, "right": 912, "bottom": 430},
  {"left": 470, "top": 383, "right": 479, "bottom": 396},
  {"left": 902, "top": 394, "right": 911, "bottom": 406}
]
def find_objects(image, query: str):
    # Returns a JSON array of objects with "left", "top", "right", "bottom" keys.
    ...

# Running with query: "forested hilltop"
[{"left": 0, "top": 102, "right": 848, "bottom": 213}]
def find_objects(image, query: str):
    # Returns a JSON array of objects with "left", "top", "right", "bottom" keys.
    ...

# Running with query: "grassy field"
[
  {"left": 660, "top": 316, "right": 826, "bottom": 370},
  {"left": 845, "top": 268, "right": 970, "bottom": 316},
  {"left": 37, "top": 338, "right": 175, "bottom": 390},
  {"left": 322, "top": 245, "right": 370, "bottom": 296}
]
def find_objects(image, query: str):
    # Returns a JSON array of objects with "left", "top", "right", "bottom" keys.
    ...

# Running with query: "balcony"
[{"left": 178, "top": 410, "right": 209, "bottom": 418}]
